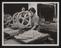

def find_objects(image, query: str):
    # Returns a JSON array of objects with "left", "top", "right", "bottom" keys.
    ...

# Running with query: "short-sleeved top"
[{"left": 30, "top": 14, "right": 39, "bottom": 27}]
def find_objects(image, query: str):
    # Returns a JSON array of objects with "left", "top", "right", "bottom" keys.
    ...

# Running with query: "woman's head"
[{"left": 28, "top": 7, "right": 36, "bottom": 16}]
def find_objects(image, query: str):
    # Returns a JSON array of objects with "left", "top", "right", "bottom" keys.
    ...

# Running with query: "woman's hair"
[{"left": 28, "top": 7, "right": 36, "bottom": 13}]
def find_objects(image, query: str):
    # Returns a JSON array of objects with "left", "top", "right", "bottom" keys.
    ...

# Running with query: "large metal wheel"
[
  {"left": 13, "top": 11, "right": 31, "bottom": 29},
  {"left": 4, "top": 14, "right": 13, "bottom": 27}
]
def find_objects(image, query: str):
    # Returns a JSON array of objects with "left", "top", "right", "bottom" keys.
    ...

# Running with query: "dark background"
[
  {"left": 37, "top": 4, "right": 57, "bottom": 22},
  {"left": 37, "top": 4, "right": 55, "bottom": 18},
  {"left": 4, "top": 4, "right": 28, "bottom": 15}
]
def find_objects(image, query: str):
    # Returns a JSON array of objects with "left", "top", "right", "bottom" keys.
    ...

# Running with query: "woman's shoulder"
[{"left": 34, "top": 14, "right": 39, "bottom": 19}]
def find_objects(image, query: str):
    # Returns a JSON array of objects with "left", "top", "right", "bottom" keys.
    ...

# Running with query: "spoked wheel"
[
  {"left": 4, "top": 14, "right": 13, "bottom": 27},
  {"left": 13, "top": 11, "right": 31, "bottom": 29}
]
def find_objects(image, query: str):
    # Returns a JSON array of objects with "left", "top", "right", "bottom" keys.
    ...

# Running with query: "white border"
[{"left": 2, "top": 2, "right": 59, "bottom": 46}]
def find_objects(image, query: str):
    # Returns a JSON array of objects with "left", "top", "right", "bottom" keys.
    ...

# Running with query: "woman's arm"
[
  {"left": 31, "top": 25, "right": 36, "bottom": 30},
  {"left": 31, "top": 15, "right": 39, "bottom": 30}
]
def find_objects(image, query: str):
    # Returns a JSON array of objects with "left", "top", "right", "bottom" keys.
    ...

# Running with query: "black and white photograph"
[{"left": 2, "top": 2, "right": 59, "bottom": 46}]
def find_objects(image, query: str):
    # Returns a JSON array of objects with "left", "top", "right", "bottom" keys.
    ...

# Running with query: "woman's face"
[{"left": 29, "top": 10, "right": 34, "bottom": 16}]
